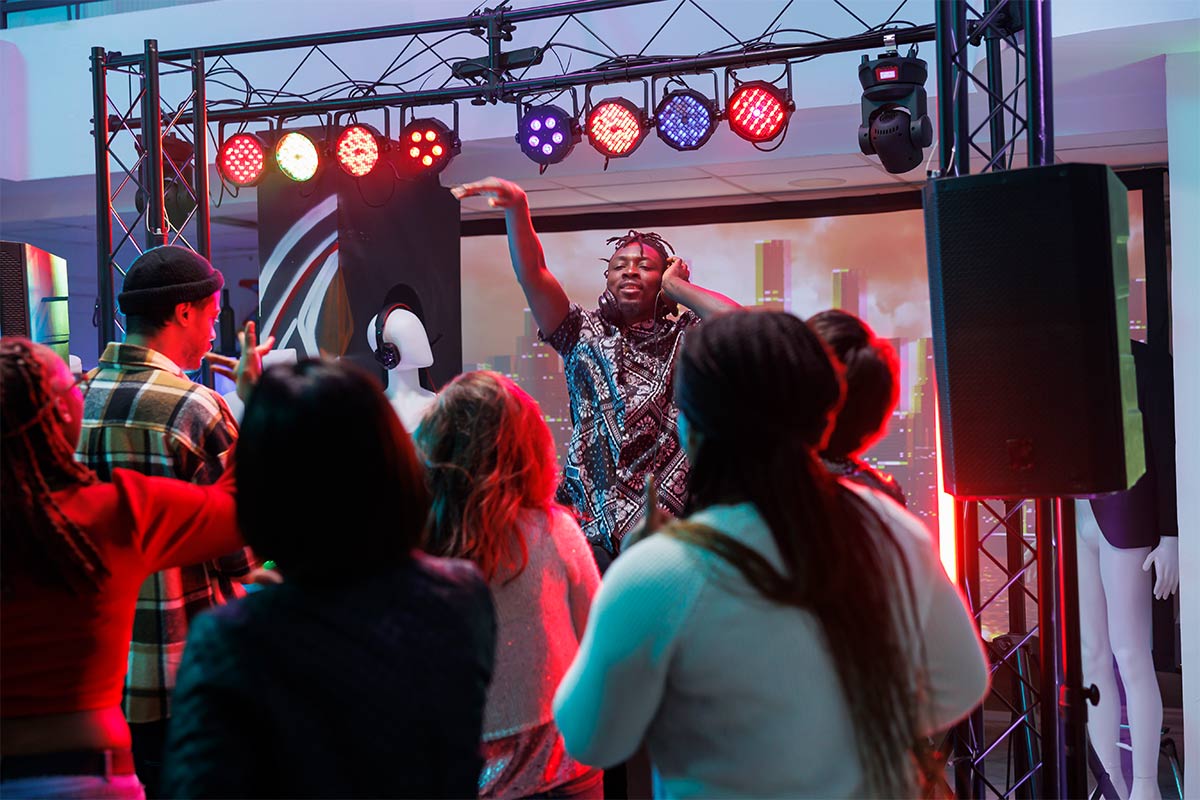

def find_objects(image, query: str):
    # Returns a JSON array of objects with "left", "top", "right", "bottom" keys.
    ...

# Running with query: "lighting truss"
[{"left": 92, "top": 0, "right": 939, "bottom": 351}]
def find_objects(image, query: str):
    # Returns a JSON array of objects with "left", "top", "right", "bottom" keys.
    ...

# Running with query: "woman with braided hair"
[
  {"left": 0, "top": 337, "right": 253, "bottom": 800},
  {"left": 451, "top": 177, "right": 740, "bottom": 568},
  {"left": 553, "top": 311, "right": 989, "bottom": 798}
]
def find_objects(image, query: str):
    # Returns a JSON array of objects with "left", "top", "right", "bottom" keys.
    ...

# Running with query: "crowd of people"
[{"left": 1, "top": 175, "right": 990, "bottom": 800}]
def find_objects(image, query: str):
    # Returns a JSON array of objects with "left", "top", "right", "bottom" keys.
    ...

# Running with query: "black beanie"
[{"left": 118, "top": 246, "right": 225, "bottom": 315}]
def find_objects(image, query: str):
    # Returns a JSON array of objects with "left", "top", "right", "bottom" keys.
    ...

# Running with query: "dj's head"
[{"left": 603, "top": 230, "right": 674, "bottom": 324}]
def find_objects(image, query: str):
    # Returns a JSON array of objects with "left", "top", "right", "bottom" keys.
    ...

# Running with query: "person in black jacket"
[
  {"left": 162, "top": 360, "right": 497, "bottom": 799},
  {"left": 1076, "top": 339, "right": 1178, "bottom": 800}
]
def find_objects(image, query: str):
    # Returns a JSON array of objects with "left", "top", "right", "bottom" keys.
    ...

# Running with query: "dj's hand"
[
  {"left": 663, "top": 256, "right": 691, "bottom": 288},
  {"left": 451, "top": 177, "right": 527, "bottom": 209}
]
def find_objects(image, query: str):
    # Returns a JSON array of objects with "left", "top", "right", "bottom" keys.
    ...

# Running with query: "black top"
[
  {"left": 162, "top": 554, "right": 497, "bottom": 799},
  {"left": 1090, "top": 340, "right": 1178, "bottom": 549}
]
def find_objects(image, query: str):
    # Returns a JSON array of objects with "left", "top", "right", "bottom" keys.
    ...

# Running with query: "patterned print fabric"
[
  {"left": 77, "top": 343, "right": 252, "bottom": 723},
  {"left": 542, "top": 305, "right": 699, "bottom": 553},
  {"left": 822, "top": 456, "right": 907, "bottom": 508}
]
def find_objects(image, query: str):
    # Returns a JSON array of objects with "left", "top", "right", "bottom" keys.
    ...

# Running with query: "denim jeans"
[{"left": 0, "top": 773, "right": 145, "bottom": 799}]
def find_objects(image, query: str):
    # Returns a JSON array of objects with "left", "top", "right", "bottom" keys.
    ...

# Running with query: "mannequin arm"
[{"left": 1142, "top": 536, "right": 1179, "bottom": 599}]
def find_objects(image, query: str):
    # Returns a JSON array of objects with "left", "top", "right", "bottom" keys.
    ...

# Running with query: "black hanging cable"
[{"left": 832, "top": 0, "right": 873, "bottom": 31}]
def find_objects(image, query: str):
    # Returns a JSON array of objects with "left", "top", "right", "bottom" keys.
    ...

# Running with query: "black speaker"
[
  {"left": 0, "top": 241, "right": 71, "bottom": 360},
  {"left": 924, "top": 163, "right": 1144, "bottom": 498}
]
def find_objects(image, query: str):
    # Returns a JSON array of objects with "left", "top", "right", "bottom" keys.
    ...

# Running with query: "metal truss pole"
[
  {"left": 91, "top": 46, "right": 116, "bottom": 353},
  {"left": 1026, "top": 5, "right": 1090, "bottom": 795},
  {"left": 983, "top": 0, "right": 1008, "bottom": 167},
  {"left": 953, "top": 499, "right": 986, "bottom": 800},
  {"left": 1035, "top": 498, "right": 1060, "bottom": 799},
  {"left": 935, "top": 0, "right": 969, "bottom": 176},
  {"left": 141, "top": 39, "right": 167, "bottom": 249},
  {"left": 192, "top": 48, "right": 211, "bottom": 259},
  {"left": 1056, "top": 499, "right": 1090, "bottom": 799},
  {"left": 1024, "top": 0, "right": 1054, "bottom": 167}
]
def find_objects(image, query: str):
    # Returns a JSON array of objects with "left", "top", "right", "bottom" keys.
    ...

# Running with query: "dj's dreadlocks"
[{"left": 604, "top": 230, "right": 675, "bottom": 266}]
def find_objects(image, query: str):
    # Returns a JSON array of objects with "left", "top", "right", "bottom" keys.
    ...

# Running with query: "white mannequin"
[
  {"left": 365, "top": 306, "right": 436, "bottom": 432},
  {"left": 1076, "top": 498, "right": 1180, "bottom": 800},
  {"left": 221, "top": 349, "right": 299, "bottom": 422}
]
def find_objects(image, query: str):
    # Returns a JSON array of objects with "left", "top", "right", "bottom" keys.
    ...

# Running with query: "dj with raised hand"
[{"left": 452, "top": 176, "right": 740, "bottom": 568}]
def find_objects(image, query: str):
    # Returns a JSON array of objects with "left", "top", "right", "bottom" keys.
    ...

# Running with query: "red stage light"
[
  {"left": 336, "top": 125, "right": 380, "bottom": 177},
  {"left": 727, "top": 81, "right": 790, "bottom": 143},
  {"left": 218, "top": 133, "right": 266, "bottom": 187},
  {"left": 586, "top": 98, "right": 646, "bottom": 158},
  {"left": 399, "top": 118, "right": 457, "bottom": 175}
]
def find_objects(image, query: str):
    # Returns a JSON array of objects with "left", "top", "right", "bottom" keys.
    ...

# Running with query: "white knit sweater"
[{"left": 554, "top": 483, "right": 990, "bottom": 799}]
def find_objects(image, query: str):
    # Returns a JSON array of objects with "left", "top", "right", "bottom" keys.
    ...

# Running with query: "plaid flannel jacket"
[{"left": 77, "top": 343, "right": 253, "bottom": 723}]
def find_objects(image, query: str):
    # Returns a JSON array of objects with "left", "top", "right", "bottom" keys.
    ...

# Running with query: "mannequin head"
[{"left": 366, "top": 306, "right": 434, "bottom": 371}]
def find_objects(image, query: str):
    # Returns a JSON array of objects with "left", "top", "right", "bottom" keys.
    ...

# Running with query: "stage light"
[
  {"left": 727, "top": 81, "right": 790, "bottom": 143},
  {"left": 655, "top": 89, "right": 718, "bottom": 151},
  {"left": 518, "top": 105, "right": 580, "bottom": 166},
  {"left": 335, "top": 124, "right": 381, "bottom": 177},
  {"left": 400, "top": 118, "right": 458, "bottom": 175},
  {"left": 218, "top": 133, "right": 266, "bottom": 187},
  {"left": 134, "top": 132, "right": 196, "bottom": 229},
  {"left": 274, "top": 132, "right": 320, "bottom": 182},
  {"left": 857, "top": 46, "right": 932, "bottom": 174},
  {"left": 586, "top": 98, "right": 646, "bottom": 158}
]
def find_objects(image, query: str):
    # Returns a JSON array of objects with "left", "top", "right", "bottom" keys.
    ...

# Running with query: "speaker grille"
[
  {"left": 0, "top": 242, "right": 31, "bottom": 338},
  {"left": 924, "top": 164, "right": 1143, "bottom": 497}
]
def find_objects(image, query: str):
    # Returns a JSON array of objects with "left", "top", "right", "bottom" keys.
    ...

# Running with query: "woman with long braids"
[
  {"left": 416, "top": 371, "right": 603, "bottom": 799},
  {"left": 0, "top": 337, "right": 256, "bottom": 800},
  {"left": 553, "top": 311, "right": 988, "bottom": 798}
]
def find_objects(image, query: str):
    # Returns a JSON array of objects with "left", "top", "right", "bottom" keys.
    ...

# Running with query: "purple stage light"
[{"left": 517, "top": 104, "right": 581, "bottom": 166}]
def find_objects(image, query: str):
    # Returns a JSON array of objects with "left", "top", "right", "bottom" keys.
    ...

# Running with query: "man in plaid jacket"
[{"left": 77, "top": 246, "right": 254, "bottom": 798}]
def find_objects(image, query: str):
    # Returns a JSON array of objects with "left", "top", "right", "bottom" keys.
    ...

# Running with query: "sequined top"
[
  {"left": 477, "top": 508, "right": 601, "bottom": 798},
  {"left": 541, "top": 304, "right": 700, "bottom": 553}
]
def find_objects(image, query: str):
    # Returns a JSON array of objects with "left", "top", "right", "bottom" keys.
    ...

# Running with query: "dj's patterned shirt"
[{"left": 541, "top": 304, "right": 700, "bottom": 553}]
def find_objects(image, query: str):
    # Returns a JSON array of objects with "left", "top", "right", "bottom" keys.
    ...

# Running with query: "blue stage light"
[
  {"left": 655, "top": 89, "right": 718, "bottom": 151},
  {"left": 517, "top": 105, "right": 580, "bottom": 166}
]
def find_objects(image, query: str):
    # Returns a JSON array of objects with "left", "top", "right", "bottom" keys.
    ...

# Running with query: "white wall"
[{"left": 1166, "top": 48, "right": 1200, "bottom": 800}]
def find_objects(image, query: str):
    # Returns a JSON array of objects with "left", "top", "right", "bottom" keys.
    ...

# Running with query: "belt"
[{"left": 1, "top": 749, "right": 136, "bottom": 781}]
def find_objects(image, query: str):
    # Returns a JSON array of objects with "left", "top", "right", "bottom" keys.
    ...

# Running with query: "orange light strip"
[{"left": 934, "top": 396, "right": 958, "bottom": 583}]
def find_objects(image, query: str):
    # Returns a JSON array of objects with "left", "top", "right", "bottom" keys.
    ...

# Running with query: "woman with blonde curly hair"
[{"left": 416, "top": 371, "right": 603, "bottom": 799}]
